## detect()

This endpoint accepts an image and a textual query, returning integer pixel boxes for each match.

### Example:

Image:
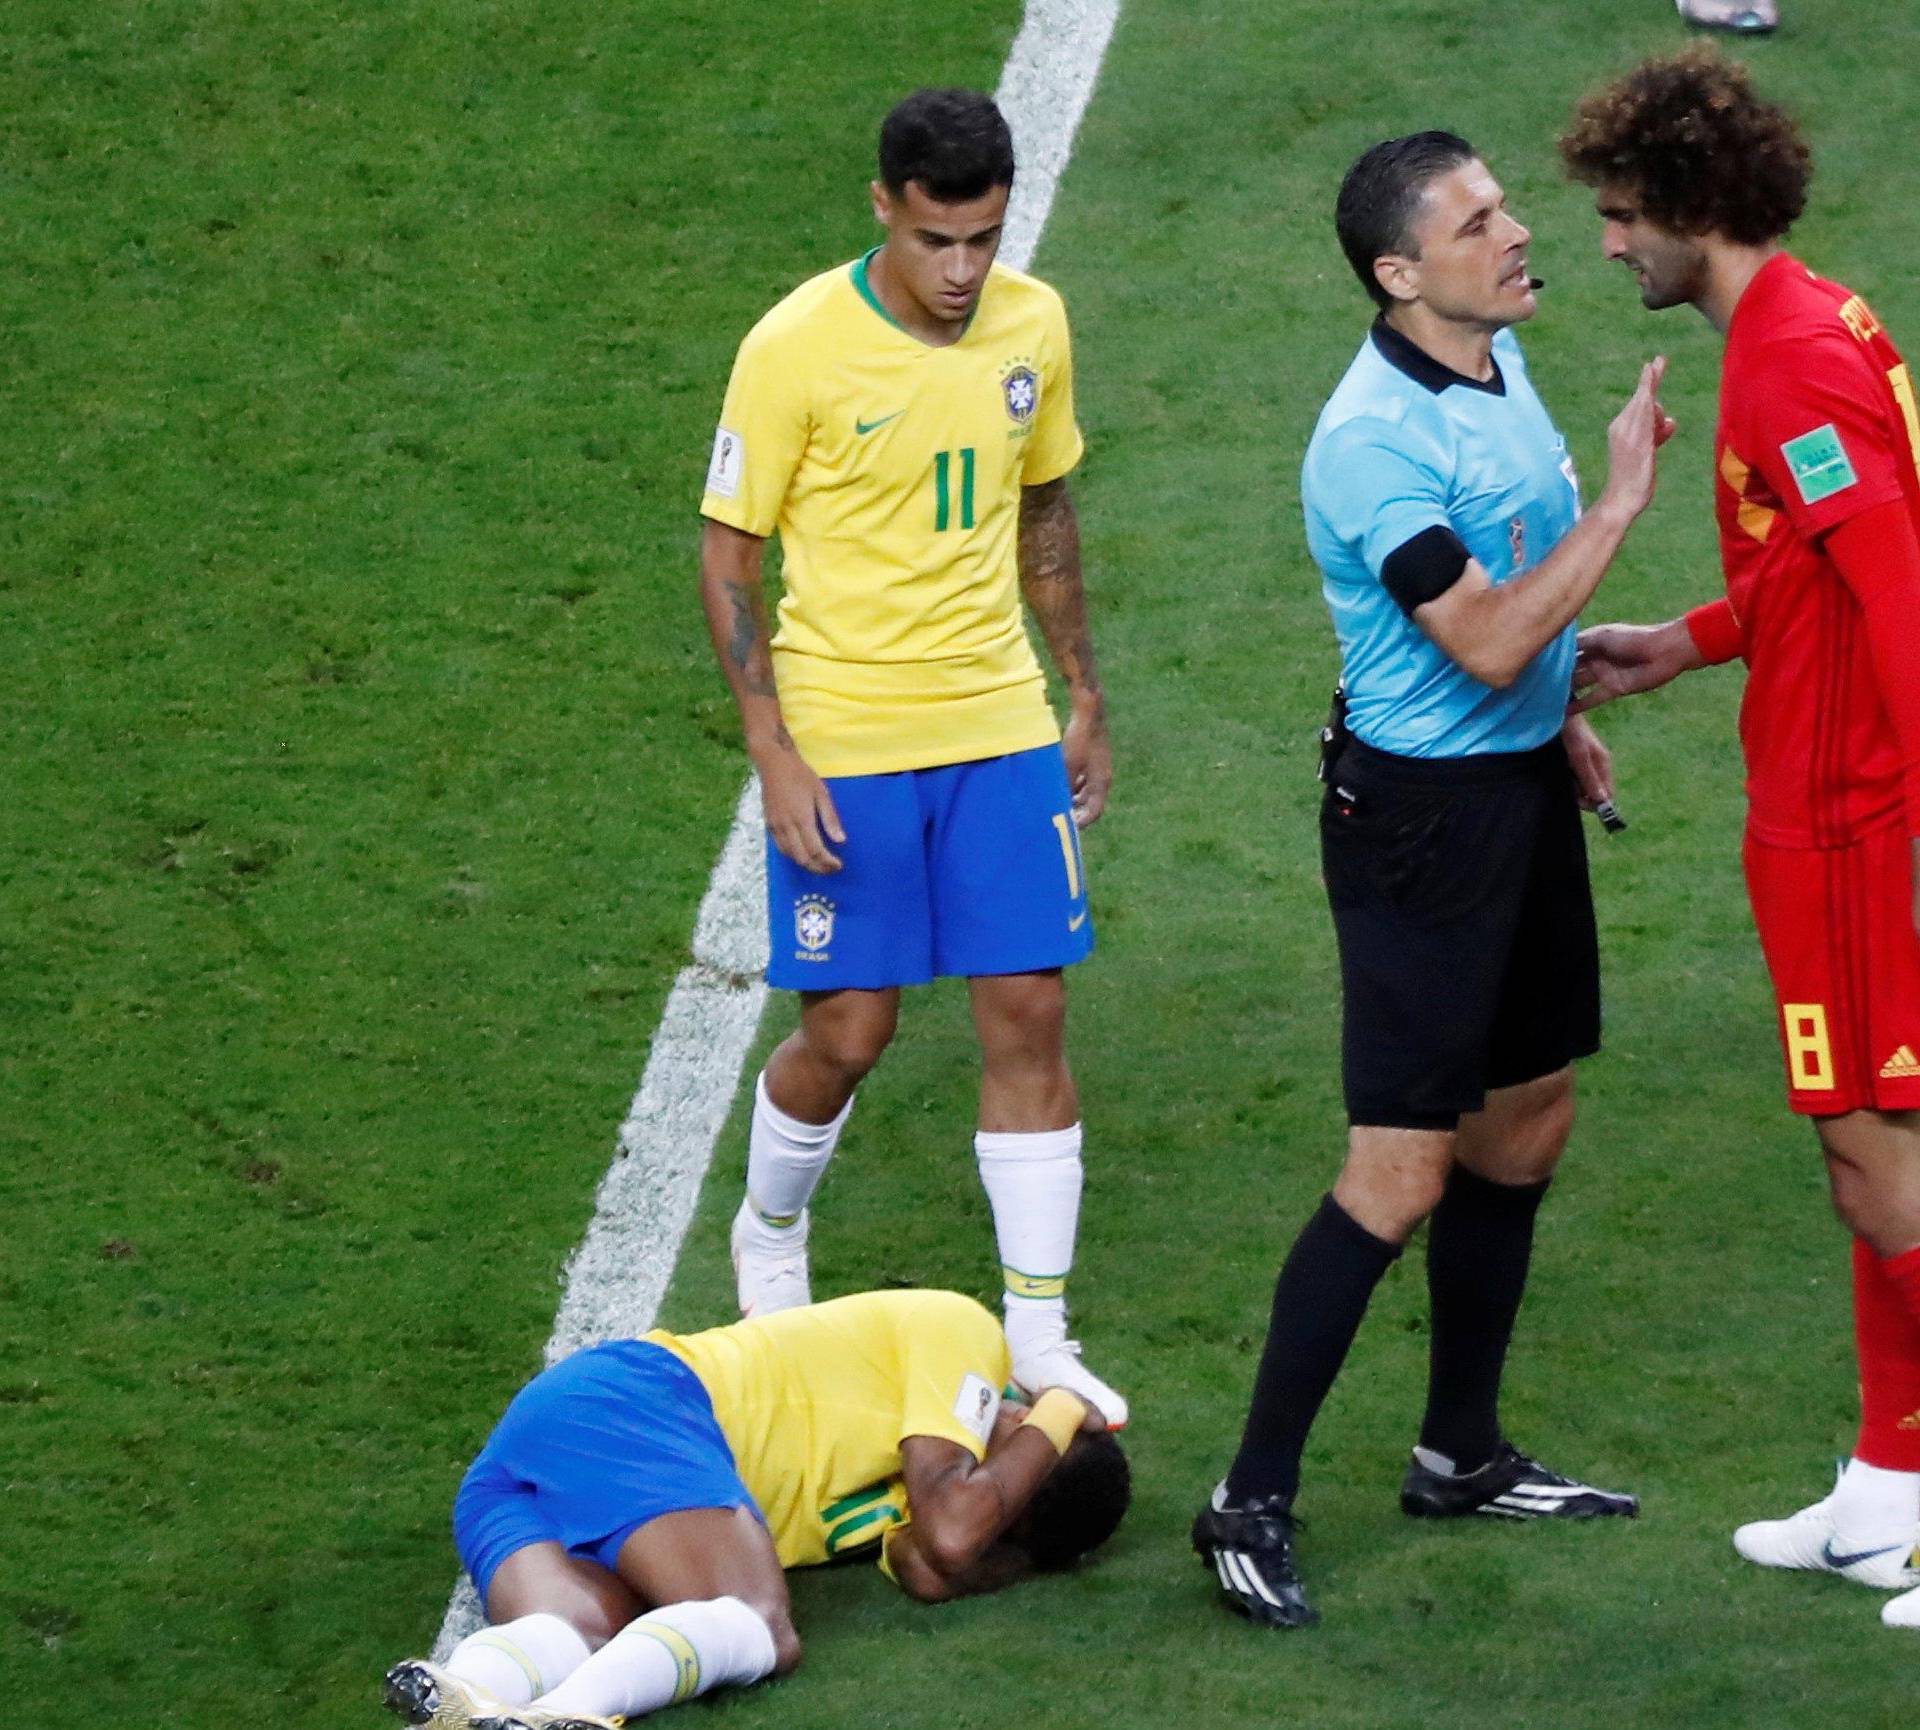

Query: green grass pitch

[6,1,1920,1725]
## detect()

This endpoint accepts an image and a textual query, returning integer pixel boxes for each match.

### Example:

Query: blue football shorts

[451,1340,757,1603]
[765,742,1095,991]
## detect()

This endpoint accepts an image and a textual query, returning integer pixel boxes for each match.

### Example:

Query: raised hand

[1601,356,1672,521]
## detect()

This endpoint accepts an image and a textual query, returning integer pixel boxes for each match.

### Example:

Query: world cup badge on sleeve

[794,895,835,962]
[706,425,744,498]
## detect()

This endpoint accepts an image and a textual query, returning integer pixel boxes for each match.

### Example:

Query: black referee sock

[1226,1192,1401,1506]
[1418,1165,1551,1474]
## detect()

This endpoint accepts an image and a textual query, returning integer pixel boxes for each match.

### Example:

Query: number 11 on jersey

[933,448,976,532]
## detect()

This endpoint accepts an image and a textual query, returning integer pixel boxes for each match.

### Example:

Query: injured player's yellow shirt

[646,1289,1009,1571]
[699,250,1084,776]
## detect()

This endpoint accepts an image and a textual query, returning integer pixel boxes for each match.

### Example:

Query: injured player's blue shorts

[764,742,1095,991]
[452,1340,757,1602]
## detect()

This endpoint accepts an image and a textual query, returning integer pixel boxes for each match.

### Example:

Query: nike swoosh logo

[1067,911,1088,932]
[855,411,904,435]
[1821,1538,1913,1569]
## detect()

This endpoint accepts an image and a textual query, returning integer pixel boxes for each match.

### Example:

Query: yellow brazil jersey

[644,1289,1010,1573]
[699,250,1085,777]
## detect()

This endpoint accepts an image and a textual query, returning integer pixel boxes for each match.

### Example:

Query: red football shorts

[1744,824,1920,1115]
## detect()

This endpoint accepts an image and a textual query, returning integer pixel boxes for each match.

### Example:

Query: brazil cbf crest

[1001,361,1038,426]
[794,895,835,962]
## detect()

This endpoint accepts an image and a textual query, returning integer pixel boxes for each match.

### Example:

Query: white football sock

[745,1071,851,1229]
[976,1124,1083,1345]
[535,1597,777,1718]
[1831,1457,1920,1548]
[445,1613,590,1706]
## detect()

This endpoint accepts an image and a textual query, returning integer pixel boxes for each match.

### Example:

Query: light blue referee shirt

[1302,319,1582,758]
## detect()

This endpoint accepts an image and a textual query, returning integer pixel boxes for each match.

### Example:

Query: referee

[1193,132,1671,1629]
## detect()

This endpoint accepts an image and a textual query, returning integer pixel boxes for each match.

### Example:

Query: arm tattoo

[1017,478,1075,585]
[1018,479,1100,696]
[722,576,778,698]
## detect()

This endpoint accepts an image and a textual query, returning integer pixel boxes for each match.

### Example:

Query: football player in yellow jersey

[381,1291,1129,1729]
[697,89,1125,1426]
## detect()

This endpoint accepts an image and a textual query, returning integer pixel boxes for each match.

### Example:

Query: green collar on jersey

[851,247,907,331]
[851,245,980,344]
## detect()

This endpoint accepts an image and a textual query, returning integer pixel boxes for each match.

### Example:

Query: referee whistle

[1593,799,1626,834]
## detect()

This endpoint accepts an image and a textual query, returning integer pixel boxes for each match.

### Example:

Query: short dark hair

[1559,46,1809,244]
[1018,1430,1131,1570]
[878,88,1016,201]
[1335,130,1479,311]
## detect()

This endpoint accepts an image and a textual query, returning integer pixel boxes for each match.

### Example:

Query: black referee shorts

[1321,735,1600,1131]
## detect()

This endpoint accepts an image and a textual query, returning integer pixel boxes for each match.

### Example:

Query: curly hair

[1559,46,1810,244]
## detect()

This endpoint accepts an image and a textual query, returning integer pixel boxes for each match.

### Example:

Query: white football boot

[1008,1328,1129,1430]
[729,1200,811,1317]
[1733,1473,1919,1589]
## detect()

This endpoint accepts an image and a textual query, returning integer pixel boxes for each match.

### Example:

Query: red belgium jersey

[1716,253,1920,847]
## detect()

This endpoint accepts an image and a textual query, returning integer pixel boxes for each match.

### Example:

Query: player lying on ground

[1562,48,1920,1630]
[383,1290,1129,1728]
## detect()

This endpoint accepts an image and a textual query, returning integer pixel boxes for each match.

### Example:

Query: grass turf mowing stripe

[426,0,1122,1659]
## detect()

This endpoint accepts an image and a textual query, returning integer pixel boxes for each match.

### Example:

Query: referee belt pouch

[1317,683,1350,786]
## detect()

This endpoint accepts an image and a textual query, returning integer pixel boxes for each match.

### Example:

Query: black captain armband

[1381,525,1470,617]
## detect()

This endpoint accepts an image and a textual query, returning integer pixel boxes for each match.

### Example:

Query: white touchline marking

[431,778,770,1653]
[431,0,1120,1659]
[996,0,1121,274]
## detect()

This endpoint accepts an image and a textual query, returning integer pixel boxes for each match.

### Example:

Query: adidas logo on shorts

[1880,1045,1920,1080]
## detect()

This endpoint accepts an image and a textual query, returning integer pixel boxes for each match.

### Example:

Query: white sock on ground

[1831,1457,1920,1548]
[534,1597,778,1718]
[445,1613,591,1706]
[976,1123,1083,1349]
[744,1071,851,1230]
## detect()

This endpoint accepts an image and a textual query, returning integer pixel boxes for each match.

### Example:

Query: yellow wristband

[1020,1388,1088,1456]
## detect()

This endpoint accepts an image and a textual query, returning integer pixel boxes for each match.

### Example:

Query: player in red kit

[1561,48,1920,1629]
